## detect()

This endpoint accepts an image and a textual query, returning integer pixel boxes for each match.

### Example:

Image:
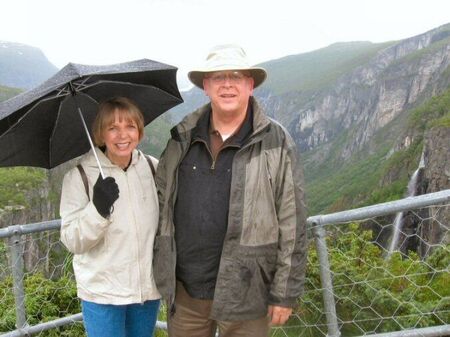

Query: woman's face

[102,111,140,167]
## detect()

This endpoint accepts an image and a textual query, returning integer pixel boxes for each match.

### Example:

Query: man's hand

[268,305,292,325]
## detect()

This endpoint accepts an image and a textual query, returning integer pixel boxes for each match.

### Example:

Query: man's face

[203,70,254,116]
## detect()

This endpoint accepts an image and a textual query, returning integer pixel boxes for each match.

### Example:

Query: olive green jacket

[153,97,307,321]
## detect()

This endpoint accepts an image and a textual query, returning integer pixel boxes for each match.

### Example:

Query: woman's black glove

[92,174,119,218]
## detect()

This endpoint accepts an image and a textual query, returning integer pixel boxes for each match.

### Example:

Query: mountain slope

[261,23,450,154]
[305,88,450,214]
[0,41,58,90]
[0,84,22,103]
[261,41,394,95]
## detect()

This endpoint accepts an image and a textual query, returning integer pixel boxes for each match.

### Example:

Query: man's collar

[192,100,253,146]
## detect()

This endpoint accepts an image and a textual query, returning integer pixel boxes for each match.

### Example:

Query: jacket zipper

[125,169,143,303]
[194,139,216,170]
[195,138,241,170]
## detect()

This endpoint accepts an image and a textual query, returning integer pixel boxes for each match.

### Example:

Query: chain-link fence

[1,190,449,337]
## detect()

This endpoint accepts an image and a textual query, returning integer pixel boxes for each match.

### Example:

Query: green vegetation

[408,88,450,131]
[365,139,422,203]
[138,114,172,158]
[305,145,390,214]
[291,223,450,336]
[0,274,84,336]
[0,258,167,337]
[0,84,22,102]
[0,167,47,209]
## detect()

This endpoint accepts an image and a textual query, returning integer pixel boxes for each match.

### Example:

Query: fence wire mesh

[283,203,449,337]
[0,199,449,337]
[0,228,84,336]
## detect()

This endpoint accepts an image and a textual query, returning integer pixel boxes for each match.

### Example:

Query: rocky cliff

[253,24,450,215]
[268,24,450,161]
[421,127,450,250]
[388,125,450,258]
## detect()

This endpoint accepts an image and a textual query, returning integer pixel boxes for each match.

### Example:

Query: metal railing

[1,189,449,337]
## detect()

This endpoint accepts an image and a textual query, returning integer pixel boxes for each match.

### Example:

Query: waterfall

[386,153,425,257]
[387,211,404,256]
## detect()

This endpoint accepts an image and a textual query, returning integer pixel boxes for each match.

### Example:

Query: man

[153,44,307,337]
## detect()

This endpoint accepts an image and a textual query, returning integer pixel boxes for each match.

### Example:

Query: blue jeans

[82,299,160,337]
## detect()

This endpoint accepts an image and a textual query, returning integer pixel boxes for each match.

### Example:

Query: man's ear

[248,77,255,95]
[203,78,210,97]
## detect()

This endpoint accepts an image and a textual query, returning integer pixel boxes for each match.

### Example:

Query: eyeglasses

[206,71,250,85]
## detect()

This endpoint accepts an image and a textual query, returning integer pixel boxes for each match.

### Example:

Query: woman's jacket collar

[82,147,141,168]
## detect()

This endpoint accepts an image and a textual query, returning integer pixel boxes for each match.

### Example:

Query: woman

[60,97,160,337]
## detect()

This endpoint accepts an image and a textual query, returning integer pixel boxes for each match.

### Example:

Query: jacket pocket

[214,255,273,317]
[256,254,276,286]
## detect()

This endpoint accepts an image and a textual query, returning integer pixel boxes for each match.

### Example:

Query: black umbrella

[0,59,183,177]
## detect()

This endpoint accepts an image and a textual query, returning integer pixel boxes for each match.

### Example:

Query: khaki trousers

[168,282,270,337]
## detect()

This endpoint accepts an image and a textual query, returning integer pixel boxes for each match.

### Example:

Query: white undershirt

[221,133,232,141]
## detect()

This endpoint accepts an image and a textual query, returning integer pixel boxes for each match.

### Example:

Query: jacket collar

[172,96,270,144]
[191,103,253,147]
[82,147,141,169]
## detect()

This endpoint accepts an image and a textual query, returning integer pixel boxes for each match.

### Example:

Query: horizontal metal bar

[0,219,61,239]
[355,324,450,337]
[0,313,81,337]
[1,190,449,238]
[0,315,168,337]
[307,189,450,226]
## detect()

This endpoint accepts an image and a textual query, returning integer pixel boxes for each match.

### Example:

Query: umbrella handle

[76,107,106,179]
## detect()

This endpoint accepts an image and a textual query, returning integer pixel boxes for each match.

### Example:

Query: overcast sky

[1,0,449,89]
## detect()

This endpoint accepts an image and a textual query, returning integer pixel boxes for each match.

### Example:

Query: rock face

[423,127,450,194]
[390,127,450,258]
[282,25,450,159]
[254,25,450,255]
[419,127,450,254]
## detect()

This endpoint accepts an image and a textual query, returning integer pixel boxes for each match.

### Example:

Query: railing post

[8,225,28,331]
[312,222,340,337]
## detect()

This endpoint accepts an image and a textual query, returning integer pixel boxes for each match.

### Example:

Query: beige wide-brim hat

[188,44,267,89]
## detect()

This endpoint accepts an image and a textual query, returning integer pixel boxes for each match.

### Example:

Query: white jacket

[60,148,160,305]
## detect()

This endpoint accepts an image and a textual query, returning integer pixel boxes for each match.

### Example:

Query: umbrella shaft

[77,107,105,179]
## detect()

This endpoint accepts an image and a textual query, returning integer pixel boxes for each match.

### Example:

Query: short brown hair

[92,97,145,147]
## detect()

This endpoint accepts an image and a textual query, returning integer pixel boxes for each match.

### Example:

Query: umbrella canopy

[0,59,183,170]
